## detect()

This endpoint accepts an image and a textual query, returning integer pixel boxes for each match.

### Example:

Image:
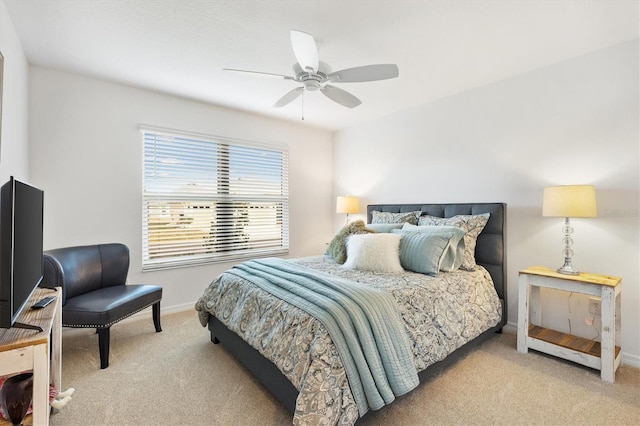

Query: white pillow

[343,233,403,273]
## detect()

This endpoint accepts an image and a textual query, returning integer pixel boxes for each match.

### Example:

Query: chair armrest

[42,254,67,304]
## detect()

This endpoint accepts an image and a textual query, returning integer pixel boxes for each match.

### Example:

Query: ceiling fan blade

[328,64,399,83]
[290,30,319,73]
[273,87,304,107]
[223,68,293,80]
[320,85,362,108]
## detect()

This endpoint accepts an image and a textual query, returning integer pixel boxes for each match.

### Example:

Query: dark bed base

[209,317,503,416]
[208,202,507,418]
[209,316,299,413]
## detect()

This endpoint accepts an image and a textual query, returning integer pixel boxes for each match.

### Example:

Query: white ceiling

[3,0,638,131]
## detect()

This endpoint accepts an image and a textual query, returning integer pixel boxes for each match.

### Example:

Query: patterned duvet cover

[195,255,502,425]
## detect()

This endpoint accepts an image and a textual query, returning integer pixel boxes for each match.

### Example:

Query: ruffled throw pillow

[325,220,375,264]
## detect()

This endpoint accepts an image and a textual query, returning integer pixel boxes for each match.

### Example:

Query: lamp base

[556,217,580,275]
[557,261,580,275]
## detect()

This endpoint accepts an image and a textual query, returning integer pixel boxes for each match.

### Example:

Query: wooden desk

[517,266,622,383]
[0,287,62,425]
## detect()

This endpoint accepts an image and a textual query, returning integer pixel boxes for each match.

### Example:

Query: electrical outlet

[589,297,601,315]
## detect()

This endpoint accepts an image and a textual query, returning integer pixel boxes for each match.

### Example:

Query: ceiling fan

[224,30,399,109]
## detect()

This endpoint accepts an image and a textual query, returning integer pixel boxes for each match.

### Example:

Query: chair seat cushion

[63,285,162,328]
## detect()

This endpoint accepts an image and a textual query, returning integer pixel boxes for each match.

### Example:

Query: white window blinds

[141,128,289,270]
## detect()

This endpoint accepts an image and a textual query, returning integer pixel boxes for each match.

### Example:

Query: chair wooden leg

[97,327,110,369]
[152,301,162,332]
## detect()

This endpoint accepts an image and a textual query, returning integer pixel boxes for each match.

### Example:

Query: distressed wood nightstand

[517,266,622,383]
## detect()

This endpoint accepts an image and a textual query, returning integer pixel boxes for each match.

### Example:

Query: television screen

[0,176,44,329]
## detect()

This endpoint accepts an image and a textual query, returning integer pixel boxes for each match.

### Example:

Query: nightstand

[517,266,622,383]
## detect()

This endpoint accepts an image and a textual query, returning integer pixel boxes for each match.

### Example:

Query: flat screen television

[0,176,44,329]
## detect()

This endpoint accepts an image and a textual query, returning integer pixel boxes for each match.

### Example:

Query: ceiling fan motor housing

[300,73,327,91]
[293,62,329,91]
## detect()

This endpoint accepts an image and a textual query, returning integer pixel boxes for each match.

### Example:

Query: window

[141,127,289,270]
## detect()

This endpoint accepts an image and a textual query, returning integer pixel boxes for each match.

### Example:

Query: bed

[196,202,507,425]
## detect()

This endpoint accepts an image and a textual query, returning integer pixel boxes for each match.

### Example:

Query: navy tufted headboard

[367,202,507,325]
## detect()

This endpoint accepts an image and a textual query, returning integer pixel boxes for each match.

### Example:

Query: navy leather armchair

[41,243,162,369]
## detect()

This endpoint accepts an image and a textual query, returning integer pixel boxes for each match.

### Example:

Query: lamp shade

[542,185,597,218]
[336,196,359,214]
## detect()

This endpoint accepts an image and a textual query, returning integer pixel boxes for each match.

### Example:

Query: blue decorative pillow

[417,213,490,271]
[392,231,455,276]
[365,223,404,233]
[399,224,466,271]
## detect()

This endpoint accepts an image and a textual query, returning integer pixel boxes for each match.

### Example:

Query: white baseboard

[158,302,196,315]
[504,321,517,334]
[123,302,195,321]
[622,352,640,369]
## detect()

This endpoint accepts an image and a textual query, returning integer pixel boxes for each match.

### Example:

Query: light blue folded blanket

[227,258,419,416]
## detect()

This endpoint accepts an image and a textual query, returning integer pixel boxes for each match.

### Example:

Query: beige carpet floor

[50,309,640,426]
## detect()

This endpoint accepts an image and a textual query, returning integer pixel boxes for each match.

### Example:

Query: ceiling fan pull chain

[301,91,305,121]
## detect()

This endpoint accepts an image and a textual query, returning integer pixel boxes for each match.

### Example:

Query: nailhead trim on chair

[62,299,161,329]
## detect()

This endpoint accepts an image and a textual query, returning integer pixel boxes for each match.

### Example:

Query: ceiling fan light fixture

[303,80,320,91]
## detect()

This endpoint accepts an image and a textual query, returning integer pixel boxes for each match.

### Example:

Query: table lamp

[542,185,597,275]
[336,196,359,224]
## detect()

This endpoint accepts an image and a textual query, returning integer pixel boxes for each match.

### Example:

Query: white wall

[9,5,639,365]
[29,67,334,311]
[333,40,639,366]
[0,1,29,182]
